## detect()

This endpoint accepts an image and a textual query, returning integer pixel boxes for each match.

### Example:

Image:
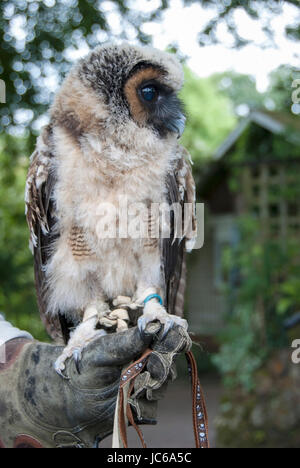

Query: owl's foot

[112,296,132,307]
[113,295,140,311]
[138,301,188,338]
[54,316,107,379]
[99,308,130,332]
[85,299,130,332]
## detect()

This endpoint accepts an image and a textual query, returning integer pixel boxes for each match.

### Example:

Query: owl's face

[76,43,186,140]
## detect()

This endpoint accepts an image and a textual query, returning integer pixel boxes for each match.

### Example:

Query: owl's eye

[141,85,157,102]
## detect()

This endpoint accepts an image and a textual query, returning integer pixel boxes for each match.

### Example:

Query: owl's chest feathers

[54,137,172,253]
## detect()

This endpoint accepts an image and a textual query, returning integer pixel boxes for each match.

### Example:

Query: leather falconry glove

[0,321,191,449]
[129,325,192,423]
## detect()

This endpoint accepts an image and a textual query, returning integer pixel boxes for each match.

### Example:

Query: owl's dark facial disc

[124,65,186,139]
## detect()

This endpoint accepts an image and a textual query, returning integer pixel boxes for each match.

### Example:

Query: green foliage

[1,0,299,134]
[268,65,300,113]
[276,243,300,318]
[212,304,266,391]
[0,0,166,133]
[211,69,300,389]
[231,122,300,165]
[210,64,300,395]
[212,65,300,117]
[212,215,300,390]
[213,114,300,391]
[216,348,300,448]
[197,0,300,47]
[0,134,48,340]
[180,68,236,163]
[211,71,265,113]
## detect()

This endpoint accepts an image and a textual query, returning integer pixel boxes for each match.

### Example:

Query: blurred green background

[0,0,299,448]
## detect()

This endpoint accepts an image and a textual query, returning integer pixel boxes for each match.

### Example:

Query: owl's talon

[161,319,173,338]
[73,348,82,374]
[54,361,70,380]
[54,317,107,378]
[138,316,149,336]
[138,301,188,338]
[138,315,172,338]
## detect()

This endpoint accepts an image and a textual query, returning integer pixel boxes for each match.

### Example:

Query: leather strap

[186,351,209,448]
[118,349,209,449]
[118,349,152,448]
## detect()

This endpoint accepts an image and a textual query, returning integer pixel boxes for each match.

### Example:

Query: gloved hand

[129,325,192,422]
[0,323,191,448]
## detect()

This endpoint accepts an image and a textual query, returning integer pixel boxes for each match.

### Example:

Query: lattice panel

[242,162,300,239]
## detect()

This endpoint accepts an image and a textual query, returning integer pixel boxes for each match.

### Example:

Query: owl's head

[68,43,186,140]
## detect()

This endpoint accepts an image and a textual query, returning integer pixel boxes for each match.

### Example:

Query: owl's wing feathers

[25,125,65,343]
[162,146,197,317]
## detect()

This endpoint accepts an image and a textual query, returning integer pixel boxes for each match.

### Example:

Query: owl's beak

[174,114,186,139]
[165,114,186,139]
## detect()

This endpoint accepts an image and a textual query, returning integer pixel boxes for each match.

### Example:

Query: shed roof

[214,109,300,161]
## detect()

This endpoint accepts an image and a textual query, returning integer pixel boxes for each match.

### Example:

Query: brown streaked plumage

[68,226,94,261]
[25,43,196,375]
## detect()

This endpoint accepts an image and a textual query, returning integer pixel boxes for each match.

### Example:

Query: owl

[25,43,196,377]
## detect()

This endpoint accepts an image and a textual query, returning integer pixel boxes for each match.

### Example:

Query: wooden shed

[186,110,300,336]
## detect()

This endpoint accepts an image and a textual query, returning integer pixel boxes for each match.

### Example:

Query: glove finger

[147,351,174,383]
[152,324,192,354]
[145,325,191,384]
[81,324,160,368]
